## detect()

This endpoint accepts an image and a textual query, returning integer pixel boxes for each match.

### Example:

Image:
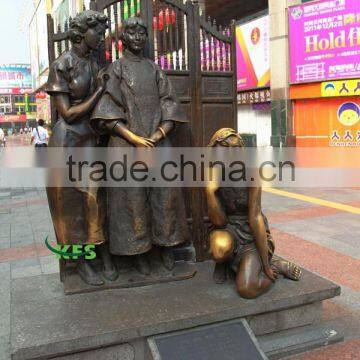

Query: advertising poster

[289,0,360,84]
[236,16,270,91]
[36,0,49,76]
[0,65,32,90]
[294,97,360,146]
[29,11,39,90]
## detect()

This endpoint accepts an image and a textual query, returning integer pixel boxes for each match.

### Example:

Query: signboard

[0,88,33,95]
[321,79,360,97]
[148,319,267,360]
[0,115,27,123]
[236,16,270,91]
[36,0,49,76]
[0,65,32,90]
[289,0,360,84]
[237,89,271,105]
[30,0,49,90]
[330,100,360,146]
[30,12,39,90]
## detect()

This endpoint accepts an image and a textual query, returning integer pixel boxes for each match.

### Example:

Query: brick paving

[0,186,359,359]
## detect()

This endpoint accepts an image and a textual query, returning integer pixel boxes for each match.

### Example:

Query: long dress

[91,50,189,256]
[46,49,105,245]
[216,187,274,272]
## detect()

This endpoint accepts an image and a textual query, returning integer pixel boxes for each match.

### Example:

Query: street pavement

[0,141,359,359]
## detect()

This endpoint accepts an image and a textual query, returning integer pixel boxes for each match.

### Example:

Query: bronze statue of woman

[46,10,118,286]
[91,17,189,275]
[206,128,302,299]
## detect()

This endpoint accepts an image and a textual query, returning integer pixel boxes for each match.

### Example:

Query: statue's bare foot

[161,247,175,271]
[272,259,302,281]
[213,262,227,284]
[134,253,151,275]
[77,258,104,286]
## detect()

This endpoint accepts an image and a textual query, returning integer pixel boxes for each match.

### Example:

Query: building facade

[0,64,37,131]
[29,0,360,146]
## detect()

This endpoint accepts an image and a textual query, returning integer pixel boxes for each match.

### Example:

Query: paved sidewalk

[0,187,359,359]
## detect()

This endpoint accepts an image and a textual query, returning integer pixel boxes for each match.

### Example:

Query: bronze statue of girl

[46,10,118,286]
[206,128,302,299]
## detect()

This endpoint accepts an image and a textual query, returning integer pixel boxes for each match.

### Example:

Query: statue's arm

[150,65,187,144]
[248,187,277,282]
[205,181,228,228]
[53,87,104,125]
[150,120,174,143]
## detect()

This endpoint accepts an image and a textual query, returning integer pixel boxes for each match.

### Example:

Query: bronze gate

[47,0,237,260]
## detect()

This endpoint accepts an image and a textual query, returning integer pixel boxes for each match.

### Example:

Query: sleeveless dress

[216,187,274,272]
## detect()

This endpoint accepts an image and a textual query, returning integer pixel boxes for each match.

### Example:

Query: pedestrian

[0,127,5,147]
[31,119,49,147]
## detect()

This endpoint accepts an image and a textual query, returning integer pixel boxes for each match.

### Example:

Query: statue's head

[68,10,108,50]
[208,128,245,147]
[120,17,148,54]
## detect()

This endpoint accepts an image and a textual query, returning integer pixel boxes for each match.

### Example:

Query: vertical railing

[199,14,232,72]
[152,0,188,71]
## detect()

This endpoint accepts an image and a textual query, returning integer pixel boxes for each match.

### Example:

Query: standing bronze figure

[206,128,302,299]
[91,17,189,275]
[46,10,118,286]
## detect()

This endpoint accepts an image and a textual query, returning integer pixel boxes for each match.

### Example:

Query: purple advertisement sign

[288,0,360,84]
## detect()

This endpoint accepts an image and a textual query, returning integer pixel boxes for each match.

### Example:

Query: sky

[0,0,33,64]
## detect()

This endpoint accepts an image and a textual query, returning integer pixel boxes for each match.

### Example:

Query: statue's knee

[209,230,234,262]
[236,282,261,299]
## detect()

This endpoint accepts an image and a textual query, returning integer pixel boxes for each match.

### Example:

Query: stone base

[64,261,197,295]
[11,261,341,360]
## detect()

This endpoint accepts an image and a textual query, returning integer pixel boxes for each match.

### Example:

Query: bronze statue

[46,10,118,286]
[91,17,189,275]
[206,128,302,299]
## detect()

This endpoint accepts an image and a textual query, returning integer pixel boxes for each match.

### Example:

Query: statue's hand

[264,265,277,283]
[97,68,108,91]
[206,166,222,193]
[131,134,155,148]
[206,179,219,194]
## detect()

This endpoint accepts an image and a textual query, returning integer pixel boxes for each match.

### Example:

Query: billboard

[236,16,270,92]
[37,0,49,76]
[0,65,32,90]
[29,0,49,90]
[289,0,360,84]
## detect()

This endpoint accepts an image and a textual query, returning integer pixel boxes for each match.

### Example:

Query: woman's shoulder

[50,51,77,72]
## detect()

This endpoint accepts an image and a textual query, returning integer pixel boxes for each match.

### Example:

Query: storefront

[291,81,360,147]
[288,0,360,147]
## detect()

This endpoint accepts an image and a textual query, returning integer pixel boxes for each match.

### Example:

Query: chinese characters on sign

[237,89,271,104]
[0,65,32,90]
[289,0,360,83]
[321,79,360,97]
[330,101,360,146]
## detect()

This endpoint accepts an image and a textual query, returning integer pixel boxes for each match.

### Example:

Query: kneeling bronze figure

[206,128,302,299]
